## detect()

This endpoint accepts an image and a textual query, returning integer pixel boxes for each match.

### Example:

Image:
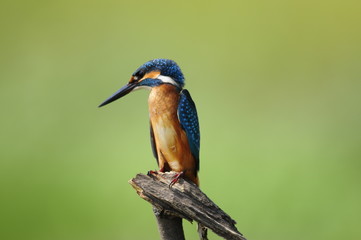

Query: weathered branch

[153,206,186,240]
[129,171,247,240]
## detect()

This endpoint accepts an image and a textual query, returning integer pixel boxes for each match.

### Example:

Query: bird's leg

[169,171,184,188]
[147,167,165,176]
[147,170,157,176]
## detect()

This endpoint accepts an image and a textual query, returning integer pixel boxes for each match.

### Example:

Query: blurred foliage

[0,0,360,239]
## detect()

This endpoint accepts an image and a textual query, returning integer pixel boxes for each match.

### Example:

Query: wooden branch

[129,172,247,240]
[153,206,185,240]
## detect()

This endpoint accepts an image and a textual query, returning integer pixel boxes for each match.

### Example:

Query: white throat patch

[157,75,180,88]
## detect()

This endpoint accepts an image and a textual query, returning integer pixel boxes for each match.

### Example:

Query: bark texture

[129,172,247,240]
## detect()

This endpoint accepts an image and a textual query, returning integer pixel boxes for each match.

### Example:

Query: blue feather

[178,89,200,171]
[133,59,185,88]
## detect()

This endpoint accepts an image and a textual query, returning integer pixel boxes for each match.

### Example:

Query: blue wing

[178,89,200,171]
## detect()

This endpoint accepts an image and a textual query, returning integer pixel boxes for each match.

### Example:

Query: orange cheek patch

[129,76,137,83]
[141,71,161,81]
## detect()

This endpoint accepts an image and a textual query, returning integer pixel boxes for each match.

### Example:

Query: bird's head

[99,59,184,107]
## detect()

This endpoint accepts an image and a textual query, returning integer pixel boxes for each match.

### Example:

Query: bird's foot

[147,167,165,176]
[147,170,158,176]
[169,171,184,188]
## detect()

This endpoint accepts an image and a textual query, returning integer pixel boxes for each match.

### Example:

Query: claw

[147,170,158,176]
[169,171,184,188]
[147,167,166,176]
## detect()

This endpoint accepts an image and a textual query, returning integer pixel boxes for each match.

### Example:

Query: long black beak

[98,82,137,107]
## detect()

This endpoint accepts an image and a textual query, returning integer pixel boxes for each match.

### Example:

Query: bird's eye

[133,76,139,81]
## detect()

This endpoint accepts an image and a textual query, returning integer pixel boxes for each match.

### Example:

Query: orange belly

[149,85,198,185]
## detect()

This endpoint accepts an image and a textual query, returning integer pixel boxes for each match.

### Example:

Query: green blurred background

[1,0,360,239]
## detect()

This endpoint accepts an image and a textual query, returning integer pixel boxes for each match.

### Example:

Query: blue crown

[133,59,185,88]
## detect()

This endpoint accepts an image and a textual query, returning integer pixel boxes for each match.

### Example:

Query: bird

[99,59,200,186]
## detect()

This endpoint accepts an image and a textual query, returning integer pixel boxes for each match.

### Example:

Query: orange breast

[148,84,198,185]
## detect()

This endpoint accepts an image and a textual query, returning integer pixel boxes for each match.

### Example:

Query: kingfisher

[99,59,200,186]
